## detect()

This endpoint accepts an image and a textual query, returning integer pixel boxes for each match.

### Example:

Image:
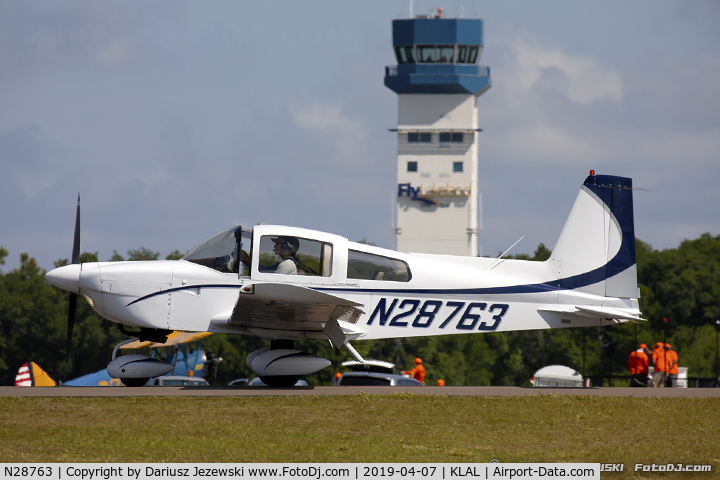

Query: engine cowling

[247,348,330,376]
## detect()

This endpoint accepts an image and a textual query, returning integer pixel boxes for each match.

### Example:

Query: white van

[148,376,209,386]
[530,365,583,387]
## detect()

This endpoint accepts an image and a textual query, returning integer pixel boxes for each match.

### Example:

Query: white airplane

[46,172,642,387]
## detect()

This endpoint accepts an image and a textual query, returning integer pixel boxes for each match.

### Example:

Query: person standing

[652,342,667,387]
[403,357,426,384]
[665,344,679,387]
[628,343,650,387]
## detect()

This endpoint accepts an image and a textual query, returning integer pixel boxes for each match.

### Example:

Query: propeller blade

[71,194,80,265]
[67,194,80,362]
[66,292,77,361]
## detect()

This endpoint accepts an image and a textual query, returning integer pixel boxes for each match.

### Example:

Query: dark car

[338,371,423,386]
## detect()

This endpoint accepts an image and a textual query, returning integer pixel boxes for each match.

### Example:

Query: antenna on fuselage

[489,235,525,269]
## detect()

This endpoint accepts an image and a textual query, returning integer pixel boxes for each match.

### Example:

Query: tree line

[1,234,718,386]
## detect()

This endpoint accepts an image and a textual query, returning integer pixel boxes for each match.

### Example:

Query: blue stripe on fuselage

[128,175,635,304]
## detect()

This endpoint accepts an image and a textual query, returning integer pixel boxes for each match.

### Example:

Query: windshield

[183,226,251,274]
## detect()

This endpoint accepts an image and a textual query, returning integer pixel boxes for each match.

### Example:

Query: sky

[1,1,719,272]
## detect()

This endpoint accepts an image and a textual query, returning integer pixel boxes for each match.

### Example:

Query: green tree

[54,252,99,268]
[1,234,718,387]
[507,242,551,261]
[166,250,184,260]
[127,248,160,261]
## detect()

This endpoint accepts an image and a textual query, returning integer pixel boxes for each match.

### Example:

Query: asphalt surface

[2,385,719,398]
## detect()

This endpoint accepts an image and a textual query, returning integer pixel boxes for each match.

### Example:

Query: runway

[2,385,719,398]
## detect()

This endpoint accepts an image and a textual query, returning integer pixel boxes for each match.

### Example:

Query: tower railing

[385,65,490,77]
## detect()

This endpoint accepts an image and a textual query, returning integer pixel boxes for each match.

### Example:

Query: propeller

[66,194,80,362]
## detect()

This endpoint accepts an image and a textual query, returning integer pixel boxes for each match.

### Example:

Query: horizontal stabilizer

[539,305,643,323]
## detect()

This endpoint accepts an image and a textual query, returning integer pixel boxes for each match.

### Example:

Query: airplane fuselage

[45,174,643,382]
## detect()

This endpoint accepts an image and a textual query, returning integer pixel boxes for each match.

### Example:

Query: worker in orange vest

[437,379,445,386]
[651,342,667,387]
[665,343,679,387]
[628,343,650,387]
[403,357,426,384]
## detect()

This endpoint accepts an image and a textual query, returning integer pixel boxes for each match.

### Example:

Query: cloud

[492,124,597,166]
[507,36,623,105]
[0,2,181,75]
[289,103,367,138]
[94,39,139,68]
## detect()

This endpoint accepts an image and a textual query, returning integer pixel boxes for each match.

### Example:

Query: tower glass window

[394,46,408,64]
[419,132,431,143]
[439,132,451,143]
[453,162,463,173]
[396,45,481,65]
[468,46,479,64]
[394,46,416,64]
[457,45,468,63]
[407,161,417,172]
[408,132,419,142]
[438,45,455,63]
[417,45,437,63]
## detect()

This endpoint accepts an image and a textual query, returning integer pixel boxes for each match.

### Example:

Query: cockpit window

[347,250,411,282]
[183,226,250,275]
[258,235,333,277]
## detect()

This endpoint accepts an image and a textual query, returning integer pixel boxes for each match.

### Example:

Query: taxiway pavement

[2,386,719,398]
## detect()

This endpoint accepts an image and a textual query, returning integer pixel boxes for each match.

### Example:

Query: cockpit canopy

[183,226,250,274]
[183,224,411,283]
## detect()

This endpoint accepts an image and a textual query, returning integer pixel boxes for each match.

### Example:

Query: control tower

[385,12,491,256]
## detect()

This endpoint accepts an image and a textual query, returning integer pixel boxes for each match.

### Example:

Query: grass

[0,394,719,477]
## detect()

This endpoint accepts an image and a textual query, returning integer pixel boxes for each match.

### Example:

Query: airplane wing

[221,283,365,342]
[538,305,644,323]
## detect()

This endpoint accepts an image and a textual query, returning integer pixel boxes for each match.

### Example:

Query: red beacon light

[589,170,595,176]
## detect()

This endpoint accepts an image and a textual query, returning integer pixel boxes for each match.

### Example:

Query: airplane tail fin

[15,362,57,387]
[549,173,639,299]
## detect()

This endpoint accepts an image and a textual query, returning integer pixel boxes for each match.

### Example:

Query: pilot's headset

[275,237,300,256]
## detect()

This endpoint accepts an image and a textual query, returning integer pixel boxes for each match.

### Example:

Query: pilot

[242,236,299,275]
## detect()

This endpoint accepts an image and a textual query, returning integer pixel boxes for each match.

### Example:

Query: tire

[122,378,149,387]
[260,375,299,388]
